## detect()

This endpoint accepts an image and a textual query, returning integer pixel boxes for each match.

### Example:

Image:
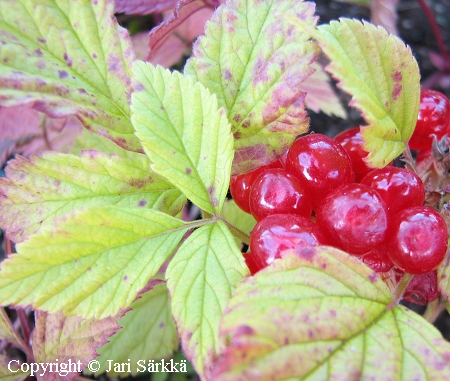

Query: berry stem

[423,298,446,323]
[388,273,414,309]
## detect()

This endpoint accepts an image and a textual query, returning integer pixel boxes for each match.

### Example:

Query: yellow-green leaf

[307,19,420,167]
[132,63,233,214]
[214,248,450,380]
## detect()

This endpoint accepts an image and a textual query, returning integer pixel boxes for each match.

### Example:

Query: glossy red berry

[250,214,328,270]
[334,127,375,182]
[408,89,450,150]
[360,245,394,273]
[243,252,263,275]
[249,168,312,221]
[286,134,354,209]
[230,159,282,214]
[316,183,389,255]
[360,167,425,216]
[387,206,448,274]
[402,271,440,306]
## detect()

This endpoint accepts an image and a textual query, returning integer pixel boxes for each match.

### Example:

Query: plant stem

[387,273,413,309]
[417,0,450,70]
[220,218,251,246]
[402,146,418,174]
[423,298,446,323]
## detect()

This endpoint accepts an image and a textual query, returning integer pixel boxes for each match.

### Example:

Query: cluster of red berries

[231,88,450,306]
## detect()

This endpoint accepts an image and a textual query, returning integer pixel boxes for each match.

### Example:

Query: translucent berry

[243,252,262,275]
[360,167,425,216]
[402,271,440,306]
[360,245,394,273]
[334,127,376,182]
[250,214,328,270]
[387,206,448,274]
[408,89,450,150]
[230,159,282,213]
[316,183,389,255]
[249,168,312,221]
[286,134,354,209]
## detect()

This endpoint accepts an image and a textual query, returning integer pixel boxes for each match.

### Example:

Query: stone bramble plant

[1,0,450,380]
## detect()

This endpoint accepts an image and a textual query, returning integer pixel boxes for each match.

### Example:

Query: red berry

[249,168,312,221]
[250,214,328,270]
[316,183,389,255]
[230,159,282,213]
[243,252,263,275]
[360,245,394,273]
[334,127,376,182]
[286,134,354,209]
[360,167,425,216]
[387,206,448,274]
[402,271,440,306]
[408,89,450,150]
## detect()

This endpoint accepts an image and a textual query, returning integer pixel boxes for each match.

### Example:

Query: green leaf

[437,256,450,304]
[0,151,185,243]
[132,63,233,214]
[309,19,420,167]
[185,0,319,174]
[32,310,120,378]
[213,248,450,380]
[166,221,249,380]
[70,129,140,159]
[0,0,140,152]
[0,355,28,381]
[0,206,188,319]
[95,282,179,377]
[220,199,256,247]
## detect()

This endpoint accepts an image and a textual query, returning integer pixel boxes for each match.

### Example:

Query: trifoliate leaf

[95,282,179,377]
[0,355,28,381]
[308,19,420,167]
[132,63,233,214]
[166,221,248,380]
[213,248,450,380]
[0,151,185,243]
[185,0,319,174]
[0,0,140,151]
[32,310,120,381]
[0,206,188,319]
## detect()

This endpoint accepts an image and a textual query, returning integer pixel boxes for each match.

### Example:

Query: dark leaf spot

[63,53,72,67]
[207,186,218,207]
[138,199,147,207]
[185,168,192,174]
[34,49,43,56]
[123,275,128,281]
[58,70,68,79]
[235,325,255,336]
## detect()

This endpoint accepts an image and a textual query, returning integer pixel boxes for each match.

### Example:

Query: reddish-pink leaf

[115,0,178,15]
[371,0,400,35]
[32,310,120,381]
[115,0,220,15]
[147,0,216,64]
[0,106,82,167]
